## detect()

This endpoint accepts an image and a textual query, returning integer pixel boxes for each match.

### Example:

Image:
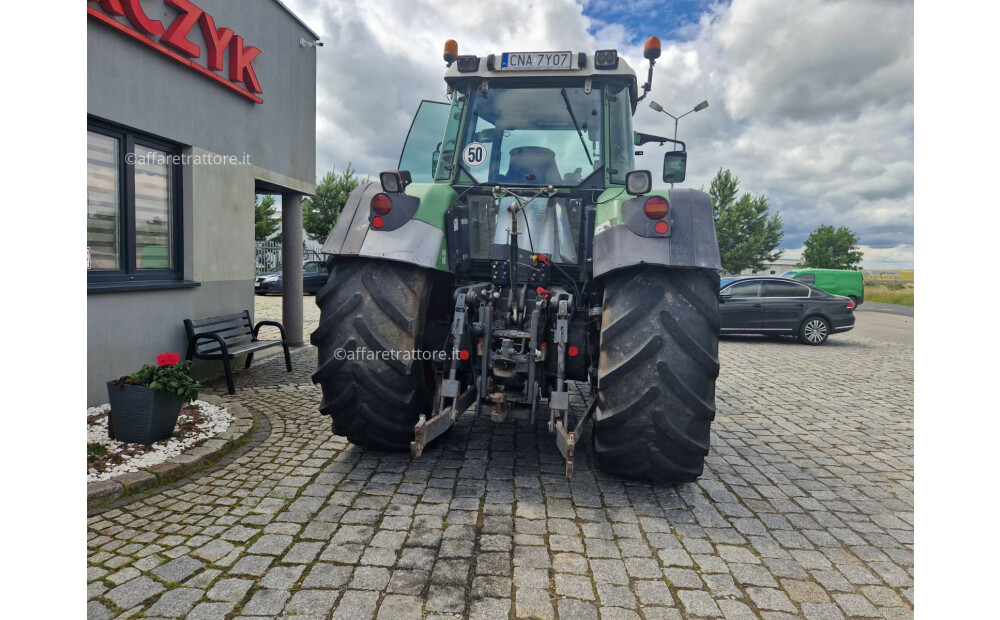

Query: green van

[780,269,864,305]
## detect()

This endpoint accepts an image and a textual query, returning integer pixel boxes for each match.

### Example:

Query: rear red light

[846,300,855,311]
[654,221,669,235]
[568,345,579,357]
[643,196,669,219]
[372,216,384,229]
[459,349,470,361]
[371,193,393,215]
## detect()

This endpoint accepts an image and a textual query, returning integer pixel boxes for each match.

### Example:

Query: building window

[88,120,183,287]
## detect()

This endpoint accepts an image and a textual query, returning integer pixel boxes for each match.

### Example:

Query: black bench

[184,310,292,394]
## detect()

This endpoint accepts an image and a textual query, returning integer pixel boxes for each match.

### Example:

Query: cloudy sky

[283,0,913,268]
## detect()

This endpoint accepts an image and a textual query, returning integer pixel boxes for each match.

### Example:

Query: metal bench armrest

[191,332,231,358]
[253,320,287,341]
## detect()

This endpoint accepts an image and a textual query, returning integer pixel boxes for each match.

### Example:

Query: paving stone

[247,533,293,555]
[426,585,466,613]
[191,539,235,562]
[242,587,290,615]
[351,566,392,590]
[555,573,595,600]
[86,600,113,620]
[470,597,511,620]
[635,579,674,606]
[515,587,554,620]
[596,583,637,609]
[387,569,430,595]
[229,555,274,576]
[782,578,832,603]
[558,598,597,620]
[105,576,166,609]
[747,587,798,613]
[677,589,723,617]
[730,563,779,587]
[832,593,880,617]
[260,564,305,589]
[590,559,628,585]
[553,552,589,574]
[206,578,253,602]
[145,587,203,617]
[717,600,759,620]
[378,594,424,620]
[187,601,236,620]
[800,602,846,619]
[152,556,204,582]
[290,588,341,615]
[302,563,353,589]
[472,575,513,599]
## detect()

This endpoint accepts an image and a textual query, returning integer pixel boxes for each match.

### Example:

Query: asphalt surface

[86,294,914,620]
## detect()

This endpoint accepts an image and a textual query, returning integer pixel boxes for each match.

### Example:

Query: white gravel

[87,400,233,483]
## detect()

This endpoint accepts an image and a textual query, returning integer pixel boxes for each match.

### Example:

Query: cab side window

[797,273,815,285]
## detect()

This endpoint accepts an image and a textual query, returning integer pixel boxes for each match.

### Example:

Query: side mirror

[663,151,687,184]
[432,141,442,176]
[625,170,652,196]
[718,292,732,300]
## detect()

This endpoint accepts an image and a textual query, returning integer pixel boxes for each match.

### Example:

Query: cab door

[719,280,764,332]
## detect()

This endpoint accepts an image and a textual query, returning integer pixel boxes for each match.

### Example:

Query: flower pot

[106,381,184,444]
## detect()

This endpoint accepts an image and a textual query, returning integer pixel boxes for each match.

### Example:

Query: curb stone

[86,397,253,510]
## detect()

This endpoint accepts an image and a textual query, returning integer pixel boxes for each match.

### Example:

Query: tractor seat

[502,146,562,185]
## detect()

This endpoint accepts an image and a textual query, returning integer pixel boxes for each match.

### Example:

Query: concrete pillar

[281,192,304,346]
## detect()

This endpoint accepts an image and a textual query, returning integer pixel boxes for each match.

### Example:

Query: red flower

[157,352,181,366]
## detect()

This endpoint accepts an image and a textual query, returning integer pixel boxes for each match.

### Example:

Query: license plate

[500,52,573,71]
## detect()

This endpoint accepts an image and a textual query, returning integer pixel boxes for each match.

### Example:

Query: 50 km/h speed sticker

[462,142,487,168]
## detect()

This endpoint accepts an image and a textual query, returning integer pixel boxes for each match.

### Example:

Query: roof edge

[270,0,320,40]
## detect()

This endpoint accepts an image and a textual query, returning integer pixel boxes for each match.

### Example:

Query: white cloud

[284,0,913,267]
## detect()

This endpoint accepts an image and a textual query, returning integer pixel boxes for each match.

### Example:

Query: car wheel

[798,316,830,345]
[849,295,860,307]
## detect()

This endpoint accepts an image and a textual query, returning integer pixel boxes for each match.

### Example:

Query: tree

[799,225,864,270]
[303,165,367,243]
[708,169,784,273]
[254,194,279,240]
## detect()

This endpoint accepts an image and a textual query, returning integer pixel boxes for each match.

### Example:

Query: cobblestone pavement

[87,295,913,620]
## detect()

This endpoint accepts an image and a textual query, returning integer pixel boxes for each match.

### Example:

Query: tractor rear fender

[321,181,455,271]
[592,188,722,277]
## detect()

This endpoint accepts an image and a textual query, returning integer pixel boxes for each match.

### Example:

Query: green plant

[116,352,204,402]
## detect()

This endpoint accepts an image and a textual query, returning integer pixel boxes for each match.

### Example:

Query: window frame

[88,119,184,289]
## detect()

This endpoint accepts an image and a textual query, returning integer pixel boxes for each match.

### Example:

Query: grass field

[865,284,914,306]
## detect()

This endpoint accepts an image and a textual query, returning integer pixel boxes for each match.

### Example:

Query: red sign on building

[87,0,264,103]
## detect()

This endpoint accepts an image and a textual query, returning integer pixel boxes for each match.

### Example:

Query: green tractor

[311,39,722,482]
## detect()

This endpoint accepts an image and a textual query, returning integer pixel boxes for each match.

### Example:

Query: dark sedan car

[254,260,329,295]
[719,276,855,344]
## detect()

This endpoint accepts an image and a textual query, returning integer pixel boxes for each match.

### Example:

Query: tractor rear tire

[593,266,720,483]
[310,257,433,450]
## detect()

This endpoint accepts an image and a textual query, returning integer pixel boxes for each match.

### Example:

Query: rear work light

[371,193,393,215]
[594,49,619,69]
[643,196,669,219]
[456,55,480,72]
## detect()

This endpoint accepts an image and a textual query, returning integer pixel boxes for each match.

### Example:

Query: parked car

[780,268,864,306]
[255,260,328,295]
[719,276,855,344]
